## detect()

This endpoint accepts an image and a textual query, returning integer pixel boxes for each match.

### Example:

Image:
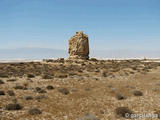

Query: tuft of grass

[42,74,53,79]
[35,95,46,100]
[27,74,35,78]
[7,90,15,96]
[24,95,33,100]
[0,80,4,84]
[58,88,70,95]
[0,73,8,78]
[38,89,47,93]
[154,110,160,118]
[115,93,126,100]
[90,58,98,62]
[14,85,25,90]
[132,90,143,96]
[28,107,42,115]
[46,85,54,90]
[5,103,23,110]
[0,90,5,96]
[55,74,68,78]
[115,107,133,118]
[7,79,17,82]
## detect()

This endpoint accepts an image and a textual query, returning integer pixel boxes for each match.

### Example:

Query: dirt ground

[0,59,160,120]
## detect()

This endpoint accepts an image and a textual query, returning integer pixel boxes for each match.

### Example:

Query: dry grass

[0,59,160,120]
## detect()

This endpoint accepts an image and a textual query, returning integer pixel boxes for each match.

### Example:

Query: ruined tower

[68,31,89,60]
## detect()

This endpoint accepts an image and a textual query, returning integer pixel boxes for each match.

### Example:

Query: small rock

[71,88,78,92]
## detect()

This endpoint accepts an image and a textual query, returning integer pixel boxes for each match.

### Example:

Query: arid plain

[0,59,160,120]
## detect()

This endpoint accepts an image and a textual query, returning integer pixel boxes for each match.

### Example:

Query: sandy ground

[0,59,160,120]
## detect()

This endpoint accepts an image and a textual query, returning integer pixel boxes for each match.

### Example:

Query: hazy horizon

[0,47,160,60]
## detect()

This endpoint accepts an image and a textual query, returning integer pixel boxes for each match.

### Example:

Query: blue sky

[0,0,160,50]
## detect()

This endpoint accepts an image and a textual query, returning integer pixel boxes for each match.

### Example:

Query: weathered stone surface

[68,31,89,60]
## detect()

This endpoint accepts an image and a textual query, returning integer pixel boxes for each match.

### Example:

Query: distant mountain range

[0,48,159,60]
[91,49,160,59]
[0,48,67,60]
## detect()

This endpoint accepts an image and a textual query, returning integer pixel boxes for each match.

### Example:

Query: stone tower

[68,31,89,60]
